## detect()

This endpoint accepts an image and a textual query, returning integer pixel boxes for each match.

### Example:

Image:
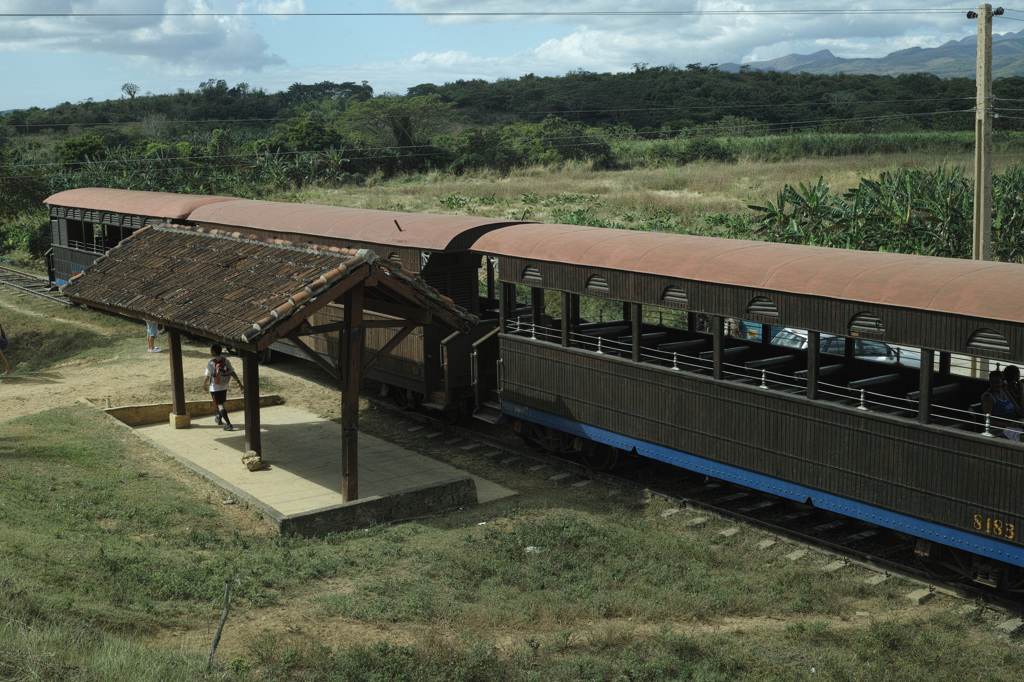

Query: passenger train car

[45,187,1024,590]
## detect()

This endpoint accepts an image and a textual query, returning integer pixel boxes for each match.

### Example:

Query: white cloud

[0,0,285,71]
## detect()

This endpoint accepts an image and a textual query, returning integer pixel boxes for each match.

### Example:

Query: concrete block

[785,550,807,562]
[996,618,1024,635]
[500,457,520,466]
[660,508,682,518]
[106,394,281,426]
[907,589,934,605]
[170,412,191,429]
[528,465,548,474]
[571,479,593,488]
[685,516,709,527]
[719,527,740,537]
[757,539,777,550]
[548,473,573,485]
[821,560,847,573]
[864,573,889,586]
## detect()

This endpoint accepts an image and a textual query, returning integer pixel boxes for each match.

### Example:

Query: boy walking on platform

[203,344,243,431]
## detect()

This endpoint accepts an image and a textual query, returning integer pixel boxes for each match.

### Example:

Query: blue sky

[0,1,1010,111]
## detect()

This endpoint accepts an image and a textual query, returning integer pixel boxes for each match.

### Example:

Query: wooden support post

[561,291,571,347]
[340,284,365,502]
[243,350,261,455]
[486,256,495,301]
[806,330,820,401]
[530,287,545,325]
[712,315,724,381]
[939,351,952,375]
[168,328,190,428]
[631,303,642,362]
[687,311,697,333]
[919,349,935,425]
[499,282,511,333]
[973,3,996,261]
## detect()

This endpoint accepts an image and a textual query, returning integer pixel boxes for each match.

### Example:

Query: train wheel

[578,441,620,472]
[440,400,469,425]
[915,541,972,582]
[514,420,548,451]
[258,348,273,365]
[387,385,412,410]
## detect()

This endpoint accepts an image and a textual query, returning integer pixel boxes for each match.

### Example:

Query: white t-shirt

[205,356,234,392]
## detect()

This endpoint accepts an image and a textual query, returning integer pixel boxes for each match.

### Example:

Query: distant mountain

[720,30,1024,78]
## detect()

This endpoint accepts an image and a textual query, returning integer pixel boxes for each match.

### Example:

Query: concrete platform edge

[278,475,478,536]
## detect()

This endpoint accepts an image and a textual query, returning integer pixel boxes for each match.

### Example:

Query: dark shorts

[211,389,228,406]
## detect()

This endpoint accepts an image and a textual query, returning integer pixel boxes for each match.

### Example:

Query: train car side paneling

[499,335,1024,566]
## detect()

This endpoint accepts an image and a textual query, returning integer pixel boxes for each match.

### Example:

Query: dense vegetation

[4,65,1024,263]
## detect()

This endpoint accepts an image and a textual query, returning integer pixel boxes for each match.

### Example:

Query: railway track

[0,265,72,306]
[372,399,1023,610]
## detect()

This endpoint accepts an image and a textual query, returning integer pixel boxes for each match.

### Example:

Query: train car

[44,188,235,288]
[48,188,1024,588]
[44,188,525,418]
[471,223,1024,590]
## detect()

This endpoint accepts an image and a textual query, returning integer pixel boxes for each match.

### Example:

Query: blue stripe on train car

[56,278,69,288]
[504,401,1024,570]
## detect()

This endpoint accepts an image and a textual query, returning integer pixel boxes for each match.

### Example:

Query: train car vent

[586,274,610,295]
[523,265,542,284]
[661,285,688,307]
[745,296,779,319]
[128,215,142,229]
[388,253,402,267]
[849,311,885,337]
[968,328,1010,355]
[84,210,98,223]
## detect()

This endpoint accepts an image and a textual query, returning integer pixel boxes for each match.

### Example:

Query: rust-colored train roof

[471,223,1024,324]
[189,200,521,251]
[60,223,475,348]
[45,188,235,219]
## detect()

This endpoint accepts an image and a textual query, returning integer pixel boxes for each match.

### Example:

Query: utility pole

[970,5,1003,260]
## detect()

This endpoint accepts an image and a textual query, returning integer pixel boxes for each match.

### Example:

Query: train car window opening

[66,219,88,250]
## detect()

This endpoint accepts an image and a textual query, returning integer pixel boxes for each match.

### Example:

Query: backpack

[212,357,230,382]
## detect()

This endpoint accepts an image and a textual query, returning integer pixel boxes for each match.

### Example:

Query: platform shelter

[61,222,476,502]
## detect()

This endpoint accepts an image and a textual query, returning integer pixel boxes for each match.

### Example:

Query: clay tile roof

[60,224,475,348]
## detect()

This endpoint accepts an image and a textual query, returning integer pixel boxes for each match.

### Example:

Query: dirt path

[0,291,344,424]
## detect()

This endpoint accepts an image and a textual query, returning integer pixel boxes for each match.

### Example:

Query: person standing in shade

[203,344,243,431]
[146,320,161,353]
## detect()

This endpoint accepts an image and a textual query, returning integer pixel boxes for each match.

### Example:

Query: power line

[0,10,973,18]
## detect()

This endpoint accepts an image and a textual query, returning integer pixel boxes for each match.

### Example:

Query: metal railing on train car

[505,319,1020,443]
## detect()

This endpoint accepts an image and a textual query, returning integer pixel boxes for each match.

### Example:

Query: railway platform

[129,403,516,535]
